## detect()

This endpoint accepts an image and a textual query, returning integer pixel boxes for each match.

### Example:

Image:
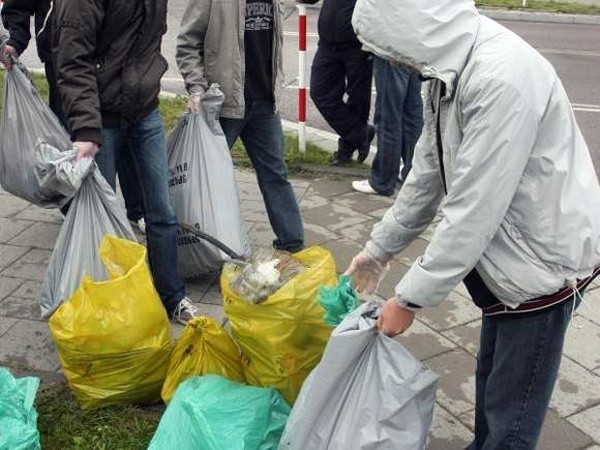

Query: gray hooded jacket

[352,0,600,308]
[176,0,285,119]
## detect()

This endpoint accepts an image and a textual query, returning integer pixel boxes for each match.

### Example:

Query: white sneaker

[130,218,146,234]
[171,297,198,325]
[352,179,378,195]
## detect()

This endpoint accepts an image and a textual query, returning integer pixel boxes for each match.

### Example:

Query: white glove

[187,92,202,114]
[343,249,390,294]
[0,44,17,71]
[73,141,99,161]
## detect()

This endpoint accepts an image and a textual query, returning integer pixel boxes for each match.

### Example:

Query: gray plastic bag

[40,162,135,318]
[0,65,73,206]
[167,84,250,277]
[279,302,439,450]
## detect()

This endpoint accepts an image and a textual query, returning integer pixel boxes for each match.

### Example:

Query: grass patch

[476,0,600,15]
[36,385,162,450]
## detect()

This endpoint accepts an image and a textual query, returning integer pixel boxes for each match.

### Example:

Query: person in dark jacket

[51,0,197,324]
[0,0,64,123]
[1,0,146,232]
[298,0,374,166]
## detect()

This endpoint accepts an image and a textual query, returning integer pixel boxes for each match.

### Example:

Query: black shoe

[357,125,376,164]
[330,151,351,167]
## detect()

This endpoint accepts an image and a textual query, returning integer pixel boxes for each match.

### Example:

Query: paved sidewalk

[1,164,599,449]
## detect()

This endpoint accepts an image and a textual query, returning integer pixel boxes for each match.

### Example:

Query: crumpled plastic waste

[317,275,361,326]
[223,248,306,303]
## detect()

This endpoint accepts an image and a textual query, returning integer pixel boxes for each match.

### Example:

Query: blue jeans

[117,151,145,222]
[370,57,423,196]
[220,99,304,252]
[94,108,186,314]
[467,298,578,450]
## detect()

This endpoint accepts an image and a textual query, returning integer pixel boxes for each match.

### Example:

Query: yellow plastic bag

[221,246,337,405]
[161,316,245,403]
[49,236,171,410]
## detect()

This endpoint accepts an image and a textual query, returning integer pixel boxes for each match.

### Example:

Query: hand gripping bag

[49,236,171,410]
[279,303,439,450]
[161,316,246,404]
[221,246,337,405]
[167,84,250,277]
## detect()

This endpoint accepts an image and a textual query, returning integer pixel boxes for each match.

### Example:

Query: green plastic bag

[0,367,41,450]
[149,375,291,450]
[317,275,361,326]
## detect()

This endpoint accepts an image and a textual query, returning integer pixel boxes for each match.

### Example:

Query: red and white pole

[297,4,307,152]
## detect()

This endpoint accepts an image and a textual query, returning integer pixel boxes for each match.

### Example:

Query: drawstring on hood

[37,1,54,39]
[352,0,480,96]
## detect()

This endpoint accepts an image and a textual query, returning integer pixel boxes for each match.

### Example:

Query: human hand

[73,141,99,161]
[0,45,17,71]
[343,249,389,294]
[376,297,415,337]
[188,92,202,114]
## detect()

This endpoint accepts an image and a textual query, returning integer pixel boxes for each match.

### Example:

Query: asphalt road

[5,3,599,172]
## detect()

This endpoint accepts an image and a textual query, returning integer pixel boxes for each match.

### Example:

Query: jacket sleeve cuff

[74,128,102,145]
[394,259,451,309]
[365,240,393,264]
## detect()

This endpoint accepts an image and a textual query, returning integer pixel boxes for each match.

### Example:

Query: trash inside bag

[222,246,337,405]
[40,166,135,318]
[150,375,290,450]
[49,236,171,410]
[279,303,439,450]
[0,65,73,206]
[168,84,250,277]
[223,248,306,304]
[161,316,245,404]
[0,368,41,450]
[317,275,360,326]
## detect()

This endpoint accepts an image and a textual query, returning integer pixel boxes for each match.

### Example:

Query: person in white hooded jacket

[345,0,600,448]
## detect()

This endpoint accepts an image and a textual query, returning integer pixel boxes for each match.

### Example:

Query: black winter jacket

[52,0,168,143]
[1,0,52,63]
[302,0,361,48]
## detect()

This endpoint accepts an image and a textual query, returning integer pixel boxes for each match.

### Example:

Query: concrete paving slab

[301,203,372,232]
[377,260,411,300]
[0,319,59,372]
[457,408,475,432]
[237,180,263,200]
[578,288,600,325]
[309,177,355,198]
[1,249,53,281]
[0,276,24,300]
[417,291,482,332]
[298,187,330,211]
[0,196,31,218]
[442,320,481,357]
[454,281,472,299]
[0,296,41,321]
[198,285,224,306]
[13,205,64,224]
[241,200,269,223]
[0,317,18,338]
[291,184,310,203]
[568,403,600,444]
[247,222,276,248]
[8,222,61,250]
[562,317,600,370]
[0,244,30,272]
[540,408,594,450]
[0,218,33,244]
[551,357,600,417]
[425,349,477,416]
[338,218,378,243]
[366,207,391,219]
[319,237,364,275]
[427,404,473,450]
[234,169,257,184]
[396,319,457,361]
[336,190,396,215]
[303,223,338,247]
[10,279,43,300]
[192,303,226,324]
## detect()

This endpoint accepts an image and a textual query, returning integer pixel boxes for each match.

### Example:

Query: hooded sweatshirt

[352,0,600,308]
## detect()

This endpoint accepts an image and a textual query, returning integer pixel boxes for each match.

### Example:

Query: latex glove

[0,44,17,71]
[188,92,202,114]
[343,249,389,294]
[377,297,415,337]
[73,141,99,161]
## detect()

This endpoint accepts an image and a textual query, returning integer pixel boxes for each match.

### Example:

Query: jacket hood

[352,0,480,95]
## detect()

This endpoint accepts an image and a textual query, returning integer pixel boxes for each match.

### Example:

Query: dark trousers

[310,43,373,157]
